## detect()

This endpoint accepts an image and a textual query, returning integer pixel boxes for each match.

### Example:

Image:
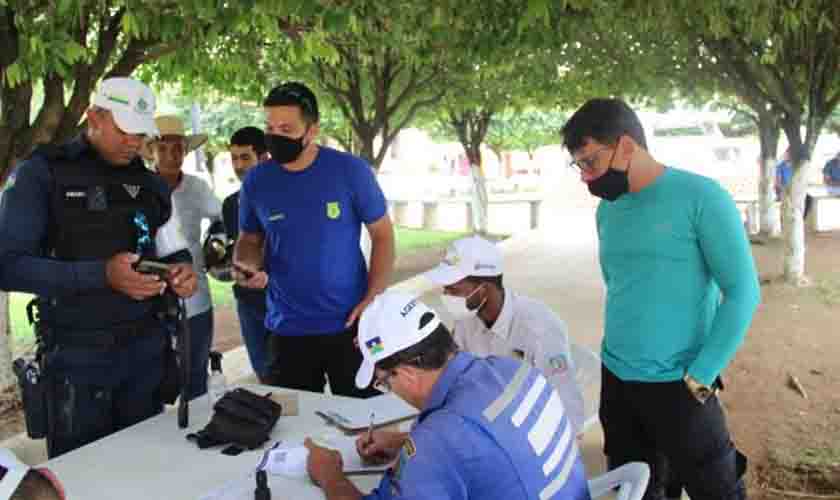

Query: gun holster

[14,299,51,439]
[13,357,49,439]
[186,388,282,454]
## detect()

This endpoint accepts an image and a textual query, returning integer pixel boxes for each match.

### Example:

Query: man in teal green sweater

[562,99,760,500]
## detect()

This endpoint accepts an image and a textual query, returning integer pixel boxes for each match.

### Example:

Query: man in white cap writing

[0,77,196,457]
[304,291,591,500]
[145,114,223,399]
[423,235,585,432]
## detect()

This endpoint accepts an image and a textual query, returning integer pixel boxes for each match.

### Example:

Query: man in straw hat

[146,114,223,399]
[304,291,592,500]
[0,78,196,458]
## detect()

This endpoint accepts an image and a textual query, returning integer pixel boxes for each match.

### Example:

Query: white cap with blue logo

[355,291,441,389]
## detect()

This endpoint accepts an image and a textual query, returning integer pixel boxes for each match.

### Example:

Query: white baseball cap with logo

[423,235,503,287]
[355,292,442,389]
[91,77,159,137]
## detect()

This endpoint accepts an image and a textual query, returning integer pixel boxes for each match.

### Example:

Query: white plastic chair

[570,343,602,434]
[588,462,651,500]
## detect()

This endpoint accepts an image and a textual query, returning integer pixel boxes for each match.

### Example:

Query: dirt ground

[728,231,840,499]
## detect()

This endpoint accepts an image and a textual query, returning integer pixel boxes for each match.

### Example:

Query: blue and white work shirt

[365,352,591,500]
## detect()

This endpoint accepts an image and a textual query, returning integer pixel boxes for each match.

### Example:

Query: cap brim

[187,134,208,151]
[111,108,159,137]
[355,357,375,389]
[423,263,467,286]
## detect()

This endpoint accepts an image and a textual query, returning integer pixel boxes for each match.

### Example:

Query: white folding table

[42,386,397,500]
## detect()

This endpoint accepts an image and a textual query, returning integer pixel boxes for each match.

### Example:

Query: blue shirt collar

[419,351,474,419]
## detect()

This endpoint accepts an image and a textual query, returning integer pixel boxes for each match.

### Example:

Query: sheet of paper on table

[198,435,390,500]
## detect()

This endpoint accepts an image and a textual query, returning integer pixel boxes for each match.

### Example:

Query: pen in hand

[366,411,375,446]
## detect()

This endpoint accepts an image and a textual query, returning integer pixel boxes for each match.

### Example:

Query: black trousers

[45,330,167,458]
[265,324,378,399]
[600,366,747,500]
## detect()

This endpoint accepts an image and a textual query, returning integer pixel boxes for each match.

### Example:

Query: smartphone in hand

[133,259,171,279]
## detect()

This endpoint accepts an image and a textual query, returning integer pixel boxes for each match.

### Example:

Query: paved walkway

[4,207,611,481]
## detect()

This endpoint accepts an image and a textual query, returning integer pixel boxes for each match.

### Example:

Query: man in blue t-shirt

[562,99,760,500]
[775,148,812,218]
[234,82,395,398]
[823,151,840,196]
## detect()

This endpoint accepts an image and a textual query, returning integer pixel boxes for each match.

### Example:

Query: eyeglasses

[569,146,611,173]
[372,371,394,393]
[371,355,424,393]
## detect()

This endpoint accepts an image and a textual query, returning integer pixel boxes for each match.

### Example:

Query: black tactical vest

[39,144,170,261]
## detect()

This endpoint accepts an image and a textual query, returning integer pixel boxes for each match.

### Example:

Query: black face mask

[587,167,629,201]
[266,132,307,164]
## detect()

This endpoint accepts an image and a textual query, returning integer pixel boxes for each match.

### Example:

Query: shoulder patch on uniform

[402,437,416,458]
[546,353,568,376]
[2,174,15,192]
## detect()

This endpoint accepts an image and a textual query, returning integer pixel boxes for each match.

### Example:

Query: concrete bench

[734,198,762,234]
[807,193,840,232]
[387,198,543,233]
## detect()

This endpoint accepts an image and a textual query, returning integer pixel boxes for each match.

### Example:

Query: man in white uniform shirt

[424,235,586,432]
[145,115,223,399]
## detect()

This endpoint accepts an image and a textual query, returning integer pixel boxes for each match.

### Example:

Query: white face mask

[440,285,486,320]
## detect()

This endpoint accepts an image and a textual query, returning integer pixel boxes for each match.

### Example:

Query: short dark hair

[466,274,503,290]
[562,98,647,152]
[377,312,457,372]
[263,82,319,125]
[230,126,267,155]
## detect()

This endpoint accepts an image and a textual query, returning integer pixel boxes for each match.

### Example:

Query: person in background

[822,150,840,196]
[224,126,270,382]
[423,235,586,433]
[146,114,222,399]
[775,148,813,219]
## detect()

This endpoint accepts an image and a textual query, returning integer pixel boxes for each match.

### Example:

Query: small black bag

[187,388,282,454]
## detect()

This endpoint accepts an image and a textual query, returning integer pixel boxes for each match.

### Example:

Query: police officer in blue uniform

[0,78,197,458]
[305,291,592,500]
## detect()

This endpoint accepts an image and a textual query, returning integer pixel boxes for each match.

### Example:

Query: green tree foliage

[0,0,262,178]
[621,0,840,281]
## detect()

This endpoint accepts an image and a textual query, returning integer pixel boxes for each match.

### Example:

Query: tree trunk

[756,118,781,237]
[0,292,14,394]
[469,162,490,235]
[782,159,810,284]
[449,109,493,235]
[358,131,377,170]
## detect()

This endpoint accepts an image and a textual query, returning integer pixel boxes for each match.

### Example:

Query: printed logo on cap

[106,94,130,106]
[365,336,384,355]
[135,97,150,114]
[442,246,460,266]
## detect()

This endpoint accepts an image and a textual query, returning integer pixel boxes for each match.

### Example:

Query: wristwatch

[683,373,716,404]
